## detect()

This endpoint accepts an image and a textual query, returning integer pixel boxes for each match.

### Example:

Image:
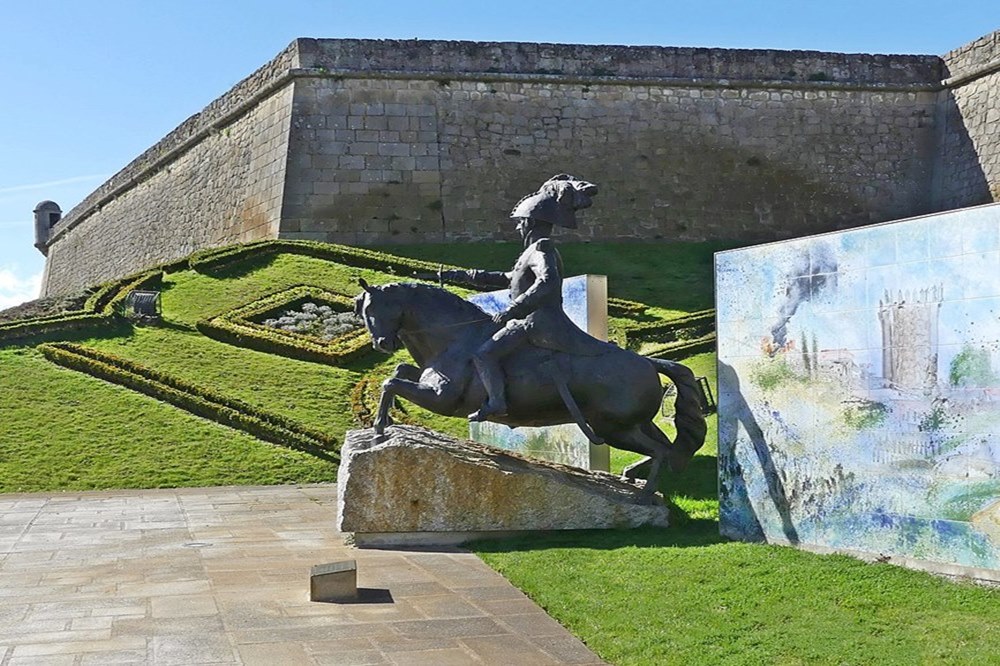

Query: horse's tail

[647,357,708,467]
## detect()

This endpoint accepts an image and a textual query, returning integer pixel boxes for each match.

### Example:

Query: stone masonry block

[414,156,439,170]
[338,155,365,169]
[378,143,411,157]
[349,142,378,156]
[411,170,440,183]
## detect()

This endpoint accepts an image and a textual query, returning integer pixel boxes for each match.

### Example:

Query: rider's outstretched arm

[438,268,511,288]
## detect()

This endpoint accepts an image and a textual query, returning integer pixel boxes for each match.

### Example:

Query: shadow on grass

[201,252,281,280]
[54,318,135,345]
[153,318,199,334]
[471,518,724,554]
[661,454,717,502]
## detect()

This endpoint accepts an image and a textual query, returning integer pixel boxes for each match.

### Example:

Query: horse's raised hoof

[629,479,661,504]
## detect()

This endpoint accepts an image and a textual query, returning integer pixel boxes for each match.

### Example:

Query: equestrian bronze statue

[354,175,706,493]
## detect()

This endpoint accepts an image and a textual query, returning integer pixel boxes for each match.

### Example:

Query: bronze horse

[354,279,706,493]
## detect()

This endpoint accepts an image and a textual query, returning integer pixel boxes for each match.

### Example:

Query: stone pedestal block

[337,426,668,547]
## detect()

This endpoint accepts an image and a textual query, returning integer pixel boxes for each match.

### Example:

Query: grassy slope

[0,348,335,492]
[83,254,471,442]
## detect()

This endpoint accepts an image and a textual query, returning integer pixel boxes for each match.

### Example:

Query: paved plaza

[0,485,604,665]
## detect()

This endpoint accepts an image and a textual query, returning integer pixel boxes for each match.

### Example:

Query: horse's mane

[381,281,488,318]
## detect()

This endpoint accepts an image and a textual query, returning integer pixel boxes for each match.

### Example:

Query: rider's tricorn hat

[509,174,598,229]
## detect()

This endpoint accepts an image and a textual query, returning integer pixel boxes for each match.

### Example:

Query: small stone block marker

[310,560,358,602]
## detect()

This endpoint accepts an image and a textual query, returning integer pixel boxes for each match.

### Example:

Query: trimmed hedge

[220,284,356,321]
[349,370,411,428]
[39,342,338,461]
[607,297,649,317]
[188,239,493,290]
[0,270,164,347]
[624,308,716,348]
[642,332,717,361]
[197,285,372,367]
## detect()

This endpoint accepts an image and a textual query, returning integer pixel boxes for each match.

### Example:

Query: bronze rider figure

[439,174,600,421]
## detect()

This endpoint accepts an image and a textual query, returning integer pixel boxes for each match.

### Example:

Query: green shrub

[189,240,455,280]
[0,269,164,347]
[607,297,648,317]
[751,354,802,391]
[625,308,715,347]
[842,400,888,430]
[949,343,998,388]
[642,332,717,361]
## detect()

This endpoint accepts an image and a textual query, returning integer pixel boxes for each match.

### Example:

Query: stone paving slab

[0,485,605,665]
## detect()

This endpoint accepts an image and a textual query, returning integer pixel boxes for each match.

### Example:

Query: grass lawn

[475,525,1000,665]
[85,326,363,438]
[0,348,336,492]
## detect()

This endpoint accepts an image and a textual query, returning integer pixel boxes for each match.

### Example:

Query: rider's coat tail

[647,358,708,462]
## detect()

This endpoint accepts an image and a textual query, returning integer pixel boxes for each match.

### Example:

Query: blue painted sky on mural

[0,1,996,307]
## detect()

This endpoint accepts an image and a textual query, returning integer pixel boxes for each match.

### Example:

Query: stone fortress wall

[40,31,1000,296]
[934,31,1000,209]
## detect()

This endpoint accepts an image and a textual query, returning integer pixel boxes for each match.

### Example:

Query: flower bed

[197,285,372,366]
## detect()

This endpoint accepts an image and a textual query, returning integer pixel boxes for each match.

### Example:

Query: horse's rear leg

[640,420,693,474]
[597,425,667,496]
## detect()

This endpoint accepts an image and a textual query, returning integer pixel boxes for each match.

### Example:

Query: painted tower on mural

[878,286,944,392]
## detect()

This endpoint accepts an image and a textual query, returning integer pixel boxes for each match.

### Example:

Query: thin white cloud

[0,267,42,310]
[0,174,108,196]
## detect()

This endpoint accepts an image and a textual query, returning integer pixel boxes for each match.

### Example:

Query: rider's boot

[468,354,508,421]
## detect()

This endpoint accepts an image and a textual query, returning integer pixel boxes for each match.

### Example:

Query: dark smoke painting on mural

[717,202,1000,575]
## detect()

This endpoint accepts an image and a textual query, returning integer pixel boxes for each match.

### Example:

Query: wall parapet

[941,29,1000,85]
[297,38,942,86]
[292,66,940,93]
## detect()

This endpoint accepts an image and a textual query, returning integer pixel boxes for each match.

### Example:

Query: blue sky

[1,1,996,307]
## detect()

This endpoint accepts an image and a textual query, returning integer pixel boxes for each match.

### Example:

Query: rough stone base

[337,426,668,546]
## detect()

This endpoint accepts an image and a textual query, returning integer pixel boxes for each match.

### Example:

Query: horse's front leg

[380,371,461,426]
[374,363,421,434]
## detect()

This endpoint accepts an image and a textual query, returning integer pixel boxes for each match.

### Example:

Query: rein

[403,316,492,335]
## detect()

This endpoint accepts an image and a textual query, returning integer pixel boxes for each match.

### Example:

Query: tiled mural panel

[717,203,1000,574]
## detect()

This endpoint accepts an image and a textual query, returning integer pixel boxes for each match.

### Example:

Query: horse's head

[355,278,402,353]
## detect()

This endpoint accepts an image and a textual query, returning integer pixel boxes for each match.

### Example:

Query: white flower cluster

[262,302,362,341]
